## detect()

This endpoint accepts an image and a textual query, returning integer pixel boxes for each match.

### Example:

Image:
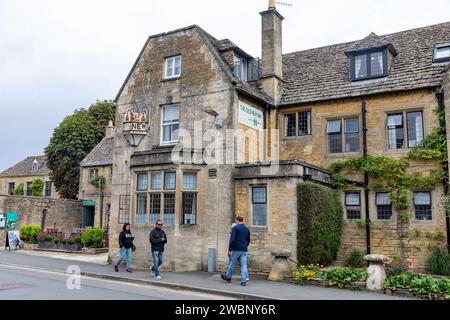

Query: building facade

[0,156,59,199]
[79,121,114,230]
[108,3,450,272]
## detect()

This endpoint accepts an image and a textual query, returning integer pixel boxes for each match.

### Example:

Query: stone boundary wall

[0,195,83,245]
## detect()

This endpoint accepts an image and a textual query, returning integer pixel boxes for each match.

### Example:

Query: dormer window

[31,159,39,173]
[433,44,450,63]
[233,53,248,82]
[350,49,387,81]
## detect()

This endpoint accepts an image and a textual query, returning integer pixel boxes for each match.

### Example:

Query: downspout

[362,98,371,254]
[437,91,450,254]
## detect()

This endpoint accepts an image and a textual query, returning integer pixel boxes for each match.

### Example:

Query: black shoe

[241,282,247,286]
[114,265,119,272]
[221,274,231,283]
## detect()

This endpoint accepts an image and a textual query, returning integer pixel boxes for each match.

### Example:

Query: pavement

[0,249,412,300]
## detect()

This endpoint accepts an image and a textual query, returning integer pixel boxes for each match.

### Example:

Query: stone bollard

[364,254,390,291]
[268,250,292,282]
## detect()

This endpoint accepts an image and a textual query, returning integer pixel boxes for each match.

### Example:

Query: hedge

[82,228,104,248]
[20,225,41,243]
[297,182,343,265]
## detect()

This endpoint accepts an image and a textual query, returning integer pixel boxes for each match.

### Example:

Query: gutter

[362,98,371,255]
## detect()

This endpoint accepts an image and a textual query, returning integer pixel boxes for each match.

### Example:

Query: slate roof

[281,21,450,105]
[0,156,49,177]
[80,137,114,168]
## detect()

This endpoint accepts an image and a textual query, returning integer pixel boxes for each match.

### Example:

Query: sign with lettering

[6,212,18,231]
[123,111,148,134]
[0,214,5,229]
[238,101,263,131]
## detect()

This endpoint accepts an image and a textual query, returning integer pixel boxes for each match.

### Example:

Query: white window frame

[433,44,450,62]
[164,55,182,79]
[160,105,180,145]
[233,53,248,82]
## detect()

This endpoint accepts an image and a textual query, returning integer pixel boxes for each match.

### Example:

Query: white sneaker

[151,271,155,277]
[156,275,162,280]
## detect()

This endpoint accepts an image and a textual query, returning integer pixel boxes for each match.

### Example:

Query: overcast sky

[1,0,450,172]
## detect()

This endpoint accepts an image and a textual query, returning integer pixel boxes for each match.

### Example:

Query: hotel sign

[123,111,148,134]
[238,101,263,131]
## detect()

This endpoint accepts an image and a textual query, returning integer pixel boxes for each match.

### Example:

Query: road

[0,264,233,300]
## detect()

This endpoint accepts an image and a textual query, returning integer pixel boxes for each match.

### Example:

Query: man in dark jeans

[222,216,251,286]
[149,220,167,280]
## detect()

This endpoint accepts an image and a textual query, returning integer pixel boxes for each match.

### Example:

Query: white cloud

[0,0,449,171]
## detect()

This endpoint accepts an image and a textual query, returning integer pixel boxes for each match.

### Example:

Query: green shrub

[385,273,450,300]
[13,184,24,196]
[54,239,60,244]
[82,228,104,248]
[426,247,450,276]
[30,179,44,197]
[320,268,367,289]
[74,237,82,244]
[19,225,41,243]
[297,182,343,265]
[346,250,366,268]
[43,236,54,242]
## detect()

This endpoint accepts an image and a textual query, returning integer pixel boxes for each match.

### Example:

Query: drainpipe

[362,98,371,254]
[437,91,450,254]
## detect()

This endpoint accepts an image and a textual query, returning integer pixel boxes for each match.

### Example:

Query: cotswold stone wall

[336,187,448,272]
[0,195,83,244]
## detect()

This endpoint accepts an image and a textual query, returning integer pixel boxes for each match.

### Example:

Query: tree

[30,179,44,197]
[45,100,116,199]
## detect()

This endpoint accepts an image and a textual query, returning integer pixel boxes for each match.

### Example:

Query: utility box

[208,248,216,272]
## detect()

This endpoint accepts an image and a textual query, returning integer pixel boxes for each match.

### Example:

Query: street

[0,264,232,300]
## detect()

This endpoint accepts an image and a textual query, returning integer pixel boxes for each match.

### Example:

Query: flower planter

[22,243,38,250]
[38,241,57,250]
[62,243,83,252]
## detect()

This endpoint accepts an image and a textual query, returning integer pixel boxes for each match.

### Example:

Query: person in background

[149,220,167,280]
[222,216,251,286]
[114,223,134,273]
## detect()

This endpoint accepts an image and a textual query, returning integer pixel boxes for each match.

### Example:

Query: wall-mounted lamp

[204,109,224,129]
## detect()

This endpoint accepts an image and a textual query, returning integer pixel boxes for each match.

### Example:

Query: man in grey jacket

[149,220,167,280]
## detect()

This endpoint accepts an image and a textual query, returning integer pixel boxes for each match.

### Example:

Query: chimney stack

[260,1,284,104]
[105,120,115,139]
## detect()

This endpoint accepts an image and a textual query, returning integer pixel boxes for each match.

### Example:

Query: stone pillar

[365,254,389,291]
[268,250,292,281]
[260,8,284,104]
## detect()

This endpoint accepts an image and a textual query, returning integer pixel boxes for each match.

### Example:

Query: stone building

[0,156,59,199]
[108,2,450,272]
[79,121,114,229]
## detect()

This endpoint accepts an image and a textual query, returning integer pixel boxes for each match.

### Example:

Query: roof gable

[281,21,450,105]
[0,156,49,177]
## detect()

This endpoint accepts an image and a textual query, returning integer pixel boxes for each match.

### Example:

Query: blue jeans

[151,251,164,276]
[116,247,132,269]
[226,251,248,283]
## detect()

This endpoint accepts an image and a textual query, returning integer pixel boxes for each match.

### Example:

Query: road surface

[0,264,233,300]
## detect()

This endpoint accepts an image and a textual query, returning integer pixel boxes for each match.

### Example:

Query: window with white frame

[161,105,179,144]
[327,120,343,153]
[284,111,312,137]
[135,194,147,225]
[387,111,424,150]
[345,193,361,220]
[182,172,197,225]
[45,181,52,198]
[164,55,181,79]
[376,192,392,220]
[414,192,432,221]
[252,186,267,226]
[433,44,450,63]
[233,53,248,82]
[345,118,360,153]
[8,182,15,195]
[136,173,148,191]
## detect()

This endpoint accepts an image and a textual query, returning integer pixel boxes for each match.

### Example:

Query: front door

[83,206,95,228]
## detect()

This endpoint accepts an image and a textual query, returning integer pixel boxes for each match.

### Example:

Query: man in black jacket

[149,220,167,280]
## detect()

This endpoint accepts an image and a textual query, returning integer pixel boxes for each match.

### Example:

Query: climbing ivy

[330,105,447,224]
